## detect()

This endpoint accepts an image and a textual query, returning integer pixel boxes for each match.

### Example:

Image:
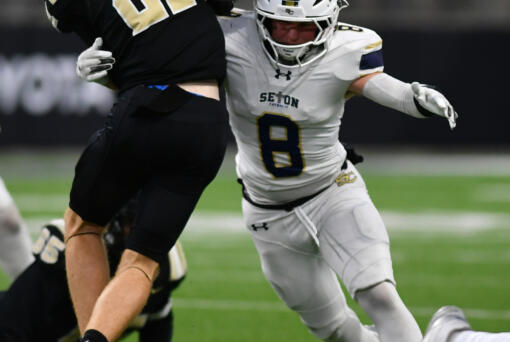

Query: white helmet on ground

[255,0,348,68]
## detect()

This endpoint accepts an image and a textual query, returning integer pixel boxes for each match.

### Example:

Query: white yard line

[185,211,510,233]
[25,210,510,237]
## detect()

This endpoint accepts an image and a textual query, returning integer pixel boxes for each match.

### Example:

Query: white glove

[411,82,458,130]
[76,37,115,83]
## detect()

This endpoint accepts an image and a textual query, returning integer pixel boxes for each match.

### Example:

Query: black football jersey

[45,0,226,91]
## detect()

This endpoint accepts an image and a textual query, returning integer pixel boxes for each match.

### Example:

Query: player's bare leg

[64,207,110,333]
[356,282,422,342]
[0,178,34,279]
[84,249,159,342]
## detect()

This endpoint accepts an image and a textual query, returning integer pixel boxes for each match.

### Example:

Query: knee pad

[356,281,400,311]
[0,203,23,233]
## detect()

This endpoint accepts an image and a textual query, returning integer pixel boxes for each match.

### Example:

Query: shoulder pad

[327,23,384,79]
[218,9,257,56]
[331,22,382,52]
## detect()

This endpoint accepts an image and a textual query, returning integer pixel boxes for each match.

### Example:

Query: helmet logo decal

[282,0,299,6]
[284,8,295,14]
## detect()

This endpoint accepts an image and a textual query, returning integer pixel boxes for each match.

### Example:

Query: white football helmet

[255,0,348,68]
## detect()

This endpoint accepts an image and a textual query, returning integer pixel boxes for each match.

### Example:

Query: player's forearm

[361,73,427,118]
[361,73,458,129]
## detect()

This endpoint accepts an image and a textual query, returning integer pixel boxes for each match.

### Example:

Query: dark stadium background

[1,0,509,148]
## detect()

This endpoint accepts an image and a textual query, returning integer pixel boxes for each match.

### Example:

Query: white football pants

[242,162,395,340]
[0,177,34,279]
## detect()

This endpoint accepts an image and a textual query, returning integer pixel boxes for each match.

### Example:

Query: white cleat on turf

[423,306,472,342]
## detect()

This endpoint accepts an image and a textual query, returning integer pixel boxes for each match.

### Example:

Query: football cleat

[423,306,472,342]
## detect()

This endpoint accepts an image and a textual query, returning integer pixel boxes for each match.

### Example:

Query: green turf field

[1,148,509,341]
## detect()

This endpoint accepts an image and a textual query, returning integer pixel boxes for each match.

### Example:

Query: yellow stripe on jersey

[365,41,383,50]
[169,240,187,282]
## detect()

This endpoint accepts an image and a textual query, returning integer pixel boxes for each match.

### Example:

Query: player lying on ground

[0,176,34,279]
[76,0,458,341]
[423,306,510,342]
[0,199,187,342]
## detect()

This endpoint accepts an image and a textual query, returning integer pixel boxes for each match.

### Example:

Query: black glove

[341,142,364,165]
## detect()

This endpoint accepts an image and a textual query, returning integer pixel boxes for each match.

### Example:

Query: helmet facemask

[255,0,349,68]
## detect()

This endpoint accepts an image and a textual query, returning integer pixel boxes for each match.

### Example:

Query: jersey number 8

[258,113,305,178]
[114,0,197,35]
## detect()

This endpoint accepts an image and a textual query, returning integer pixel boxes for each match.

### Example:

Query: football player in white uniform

[0,177,34,280]
[75,0,458,341]
[423,306,510,342]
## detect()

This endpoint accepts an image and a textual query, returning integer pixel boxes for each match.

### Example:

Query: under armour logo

[275,69,292,80]
[251,223,269,231]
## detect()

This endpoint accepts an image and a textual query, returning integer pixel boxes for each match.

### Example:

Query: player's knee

[116,249,160,283]
[64,207,105,242]
[356,281,399,311]
[0,203,23,233]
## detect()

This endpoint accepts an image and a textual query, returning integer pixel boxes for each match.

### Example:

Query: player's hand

[76,37,115,82]
[411,82,458,130]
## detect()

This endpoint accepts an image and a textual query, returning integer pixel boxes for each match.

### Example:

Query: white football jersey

[219,11,384,204]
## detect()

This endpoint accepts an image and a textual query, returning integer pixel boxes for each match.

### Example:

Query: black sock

[80,329,108,342]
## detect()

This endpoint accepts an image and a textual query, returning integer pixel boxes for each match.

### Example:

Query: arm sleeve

[361,73,426,118]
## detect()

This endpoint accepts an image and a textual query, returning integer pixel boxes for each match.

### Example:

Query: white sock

[452,330,510,342]
[356,282,422,342]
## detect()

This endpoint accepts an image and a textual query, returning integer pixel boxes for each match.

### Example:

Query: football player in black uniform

[43,0,228,341]
[0,200,187,342]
